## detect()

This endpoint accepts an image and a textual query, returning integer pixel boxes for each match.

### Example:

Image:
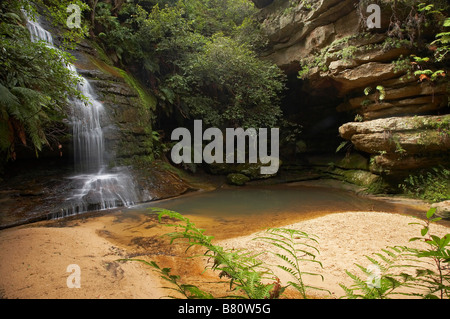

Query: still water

[143,184,421,216]
[116,183,427,239]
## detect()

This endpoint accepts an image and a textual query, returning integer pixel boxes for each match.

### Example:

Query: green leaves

[255,227,328,298]
[0,5,84,162]
[121,205,450,299]
[406,207,450,299]
[399,166,450,203]
[427,207,437,219]
[341,205,450,299]
[340,246,420,299]
[0,22,80,160]
[148,208,277,299]
[375,85,385,101]
[175,35,285,128]
[94,0,284,129]
[125,209,328,299]
[364,85,385,101]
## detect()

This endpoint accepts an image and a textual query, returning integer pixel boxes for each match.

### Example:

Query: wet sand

[1,207,448,299]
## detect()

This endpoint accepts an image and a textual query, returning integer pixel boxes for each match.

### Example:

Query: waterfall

[69,68,105,173]
[25,15,139,218]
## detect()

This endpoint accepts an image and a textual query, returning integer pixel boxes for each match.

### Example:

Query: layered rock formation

[68,40,196,202]
[69,41,156,165]
[339,114,450,174]
[254,0,449,187]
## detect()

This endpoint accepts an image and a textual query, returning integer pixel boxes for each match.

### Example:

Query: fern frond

[341,246,422,299]
[255,227,327,298]
[0,84,20,109]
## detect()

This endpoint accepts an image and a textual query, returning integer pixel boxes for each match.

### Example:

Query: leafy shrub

[408,207,450,299]
[399,166,450,202]
[94,1,285,129]
[0,1,86,162]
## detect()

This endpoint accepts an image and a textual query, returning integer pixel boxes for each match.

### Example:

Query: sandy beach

[217,211,450,298]
[0,210,448,299]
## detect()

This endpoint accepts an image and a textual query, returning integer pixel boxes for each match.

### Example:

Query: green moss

[297,34,363,79]
[331,167,382,189]
[226,173,250,186]
[87,47,158,164]
[88,40,115,66]
[88,54,123,78]
[297,33,414,80]
[114,68,157,112]
[337,153,369,170]
[87,44,157,113]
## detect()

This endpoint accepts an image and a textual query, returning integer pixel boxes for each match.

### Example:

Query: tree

[0,0,87,163]
[94,0,285,130]
[167,35,285,128]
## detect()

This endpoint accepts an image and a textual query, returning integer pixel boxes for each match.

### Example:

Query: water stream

[26,16,139,218]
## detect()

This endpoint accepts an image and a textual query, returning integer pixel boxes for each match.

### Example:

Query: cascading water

[26,15,139,218]
[69,69,105,174]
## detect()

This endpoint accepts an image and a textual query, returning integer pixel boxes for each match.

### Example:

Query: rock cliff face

[0,36,196,229]
[69,40,156,165]
[254,0,449,187]
[69,40,194,202]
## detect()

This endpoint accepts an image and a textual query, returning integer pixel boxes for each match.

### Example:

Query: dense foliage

[0,0,87,163]
[92,0,285,129]
[0,0,285,168]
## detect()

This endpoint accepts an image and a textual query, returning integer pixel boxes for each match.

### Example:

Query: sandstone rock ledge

[339,115,450,174]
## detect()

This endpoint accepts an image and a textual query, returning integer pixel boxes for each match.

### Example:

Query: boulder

[339,115,450,140]
[369,154,447,174]
[431,201,450,220]
[336,153,369,170]
[333,62,397,96]
[349,130,449,155]
[339,115,450,174]
[338,82,448,112]
[260,0,359,69]
[328,167,388,193]
[226,173,251,186]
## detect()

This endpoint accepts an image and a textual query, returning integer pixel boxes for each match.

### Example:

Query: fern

[145,208,279,299]
[119,258,214,299]
[340,246,422,299]
[336,140,350,153]
[255,227,329,299]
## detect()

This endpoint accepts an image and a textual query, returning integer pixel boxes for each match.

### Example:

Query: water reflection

[140,185,422,217]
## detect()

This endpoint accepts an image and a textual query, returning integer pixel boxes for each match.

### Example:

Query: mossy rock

[431,201,450,220]
[337,153,369,170]
[207,159,280,180]
[331,168,387,191]
[226,173,250,186]
[342,169,378,186]
[206,162,234,175]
